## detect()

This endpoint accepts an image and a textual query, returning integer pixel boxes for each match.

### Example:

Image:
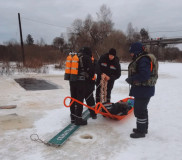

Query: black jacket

[78,53,95,81]
[97,53,121,81]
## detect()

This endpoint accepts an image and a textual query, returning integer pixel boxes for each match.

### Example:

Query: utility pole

[18,13,25,65]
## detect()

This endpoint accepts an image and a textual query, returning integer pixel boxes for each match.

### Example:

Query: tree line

[1,4,182,68]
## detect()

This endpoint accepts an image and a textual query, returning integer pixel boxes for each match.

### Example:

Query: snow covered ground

[0,62,182,160]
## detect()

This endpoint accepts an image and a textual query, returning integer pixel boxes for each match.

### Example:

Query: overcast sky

[1,0,182,49]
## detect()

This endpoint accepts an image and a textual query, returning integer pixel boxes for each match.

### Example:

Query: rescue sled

[64,96,134,120]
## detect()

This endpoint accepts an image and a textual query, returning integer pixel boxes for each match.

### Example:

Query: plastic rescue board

[47,96,134,147]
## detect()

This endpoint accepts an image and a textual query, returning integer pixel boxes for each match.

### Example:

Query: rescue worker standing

[84,53,97,119]
[96,48,121,103]
[125,42,158,138]
[67,47,94,125]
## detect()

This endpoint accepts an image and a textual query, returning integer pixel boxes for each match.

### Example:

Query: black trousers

[85,81,96,116]
[134,98,150,133]
[96,76,115,103]
[69,81,85,117]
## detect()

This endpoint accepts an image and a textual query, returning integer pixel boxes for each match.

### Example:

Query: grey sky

[1,0,182,49]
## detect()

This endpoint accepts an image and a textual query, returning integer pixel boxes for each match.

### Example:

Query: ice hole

[14,78,62,91]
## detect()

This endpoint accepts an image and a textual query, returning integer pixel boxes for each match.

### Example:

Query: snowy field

[0,62,182,160]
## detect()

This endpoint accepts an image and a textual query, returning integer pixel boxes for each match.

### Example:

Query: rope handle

[30,134,60,147]
[30,134,49,145]
[64,96,95,111]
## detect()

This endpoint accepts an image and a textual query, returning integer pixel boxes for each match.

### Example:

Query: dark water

[14,78,62,91]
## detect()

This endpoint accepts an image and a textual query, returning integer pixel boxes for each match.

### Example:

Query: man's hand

[105,75,110,81]
[101,73,106,79]
[101,73,110,81]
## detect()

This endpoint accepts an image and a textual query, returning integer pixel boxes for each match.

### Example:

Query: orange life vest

[70,54,79,81]
[64,54,72,80]
[65,54,95,81]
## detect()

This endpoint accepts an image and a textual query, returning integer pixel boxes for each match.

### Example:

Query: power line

[20,16,182,43]
[21,16,182,35]
[22,17,72,29]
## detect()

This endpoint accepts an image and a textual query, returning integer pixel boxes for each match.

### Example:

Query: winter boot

[90,111,97,119]
[133,128,148,134]
[91,114,97,119]
[130,132,146,138]
[75,118,87,125]
[70,114,75,124]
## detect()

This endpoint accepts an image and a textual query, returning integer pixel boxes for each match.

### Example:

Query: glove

[105,75,110,81]
[101,73,106,79]
[125,77,132,84]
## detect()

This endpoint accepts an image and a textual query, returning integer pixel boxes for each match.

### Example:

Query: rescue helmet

[129,42,144,55]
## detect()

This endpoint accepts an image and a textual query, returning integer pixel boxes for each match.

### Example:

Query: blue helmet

[129,42,144,55]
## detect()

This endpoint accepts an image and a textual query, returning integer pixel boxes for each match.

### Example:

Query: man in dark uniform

[126,42,158,138]
[80,48,97,119]
[85,60,98,119]
[69,47,94,125]
[96,48,121,103]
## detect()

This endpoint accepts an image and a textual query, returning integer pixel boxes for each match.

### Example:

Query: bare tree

[84,14,93,33]
[133,31,141,42]
[37,38,46,46]
[53,37,64,50]
[68,33,77,51]
[127,22,135,41]
[97,4,112,23]
[126,22,141,43]
[96,4,113,39]
[72,19,83,36]
[3,39,19,46]
[67,4,121,54]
